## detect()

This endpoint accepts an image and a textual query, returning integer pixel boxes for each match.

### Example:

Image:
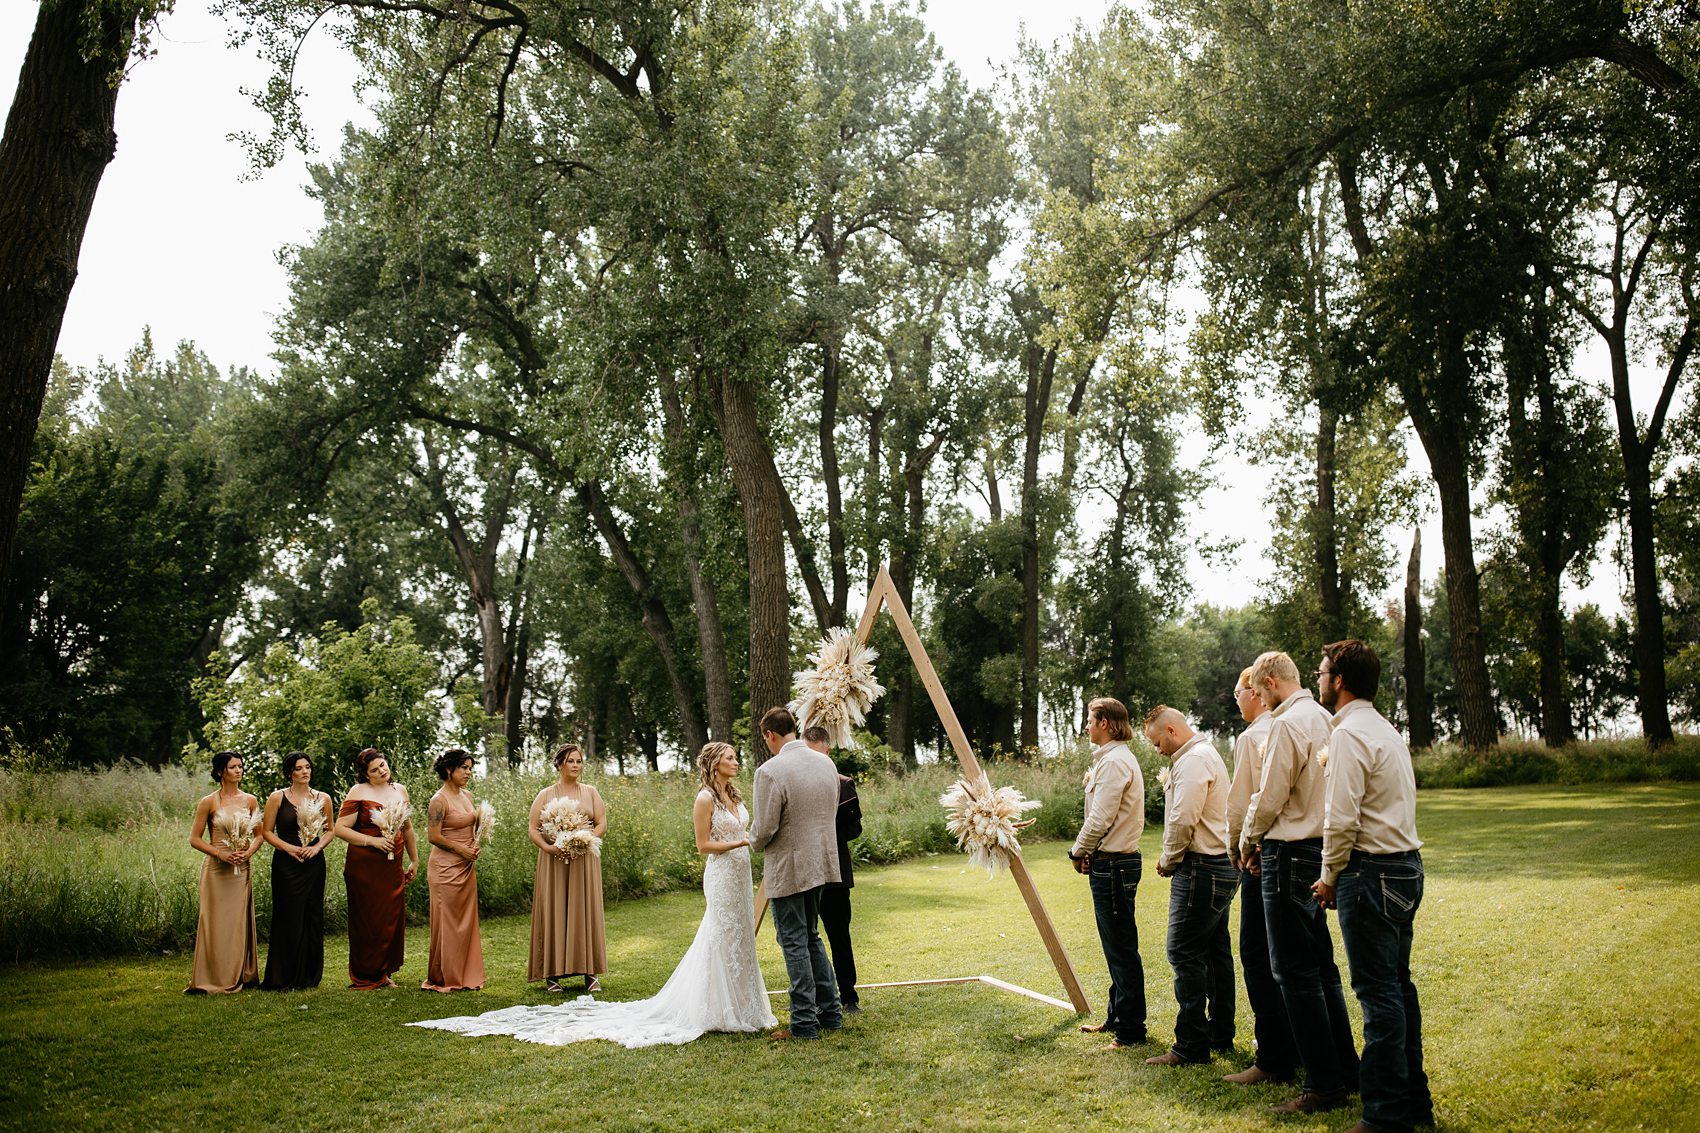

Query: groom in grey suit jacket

[750,705,844,1040]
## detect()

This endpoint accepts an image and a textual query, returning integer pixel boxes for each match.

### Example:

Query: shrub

[192,598,441,790]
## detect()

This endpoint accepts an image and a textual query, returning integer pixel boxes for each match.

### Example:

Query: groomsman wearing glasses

[1311,641,1433,1133]
[1240,651,1360,1115]
[1222,666,1298,1086]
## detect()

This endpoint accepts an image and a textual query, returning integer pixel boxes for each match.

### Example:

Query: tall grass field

[2,773,1697,1131]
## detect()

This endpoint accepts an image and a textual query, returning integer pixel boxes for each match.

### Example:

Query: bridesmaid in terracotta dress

[186,751,260,993]
[259,751,334,989]
[334,748,417,988]
[528,743,607,993]
[421,748,486,992]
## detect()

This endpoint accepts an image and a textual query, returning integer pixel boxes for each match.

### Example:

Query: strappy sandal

[546,979,565,993]
[586,976,602,993]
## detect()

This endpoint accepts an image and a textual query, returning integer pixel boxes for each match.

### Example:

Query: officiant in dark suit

[804,725,862,1013]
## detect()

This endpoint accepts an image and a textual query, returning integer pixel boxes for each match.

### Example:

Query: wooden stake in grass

[758,565,1091,1016]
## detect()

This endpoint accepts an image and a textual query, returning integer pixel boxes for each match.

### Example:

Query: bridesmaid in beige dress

[422,749,486,992]
[186,751,261,994]
[528,743,607,993]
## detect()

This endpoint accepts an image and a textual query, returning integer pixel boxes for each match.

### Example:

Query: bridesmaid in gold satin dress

[527,743,607,993]
[186,751,260,994]
[421,748,486,992]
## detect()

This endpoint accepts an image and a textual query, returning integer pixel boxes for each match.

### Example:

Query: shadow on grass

[1418,784,1700,885]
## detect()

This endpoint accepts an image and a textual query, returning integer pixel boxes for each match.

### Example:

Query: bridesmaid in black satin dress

[259,752,334,989]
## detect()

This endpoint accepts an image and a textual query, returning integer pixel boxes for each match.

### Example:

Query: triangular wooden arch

[758,566,1090,1015]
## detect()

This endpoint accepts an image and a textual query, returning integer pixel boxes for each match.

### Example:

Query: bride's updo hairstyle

[696,742,742,809]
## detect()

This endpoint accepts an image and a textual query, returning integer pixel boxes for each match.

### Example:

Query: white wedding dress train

[409,794,776,1047]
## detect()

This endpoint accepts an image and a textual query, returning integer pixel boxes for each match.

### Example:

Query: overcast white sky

[1,0,1631,617]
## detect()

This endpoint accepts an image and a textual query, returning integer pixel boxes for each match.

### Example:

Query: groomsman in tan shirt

[1222,666,1296,1085]
[1142,705,1238,1068]
[1240,650,1359,1115]
[1069,696,1148,1049]
[1311,640,1433,1133]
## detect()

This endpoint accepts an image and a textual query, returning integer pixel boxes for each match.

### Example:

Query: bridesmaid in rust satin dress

[422,749,486,992]
[334,748,416,989]
[185,751,260,994]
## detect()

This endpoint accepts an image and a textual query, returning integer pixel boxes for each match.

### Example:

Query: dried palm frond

[472,800,497,845]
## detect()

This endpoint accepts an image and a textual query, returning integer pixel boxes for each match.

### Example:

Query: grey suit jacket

[749,739,843,899]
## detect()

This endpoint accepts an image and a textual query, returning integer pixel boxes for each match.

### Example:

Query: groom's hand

[1070,852,1091,875]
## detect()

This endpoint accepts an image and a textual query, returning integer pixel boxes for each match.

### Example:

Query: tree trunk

[711,374,791,763]
[819,330,849,626]
[1609,329,1684,746]
[1530,314,1574,747]
[575,479,710,757]
[506,620,529,766]
[658,370,734,742]
[1019,341,1058,754]
[419,448,515,725]
[1408,392,1498,748]
[1107,484,1132,704]
[0,0,137,614]
[1404,529,1432,748]
[1315,404,1345,642]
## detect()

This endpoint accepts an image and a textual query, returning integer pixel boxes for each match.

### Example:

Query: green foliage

[1413,735,1700,789]
[0,338,259,768]
[192,598,441,791]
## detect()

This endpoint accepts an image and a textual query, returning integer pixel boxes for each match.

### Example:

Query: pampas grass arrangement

[939,772,1042,877]
[791,626,885,748]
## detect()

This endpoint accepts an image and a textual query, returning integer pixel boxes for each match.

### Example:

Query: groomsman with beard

[1223,666,1298,1086]
[1141,705,1238,1068]
[1239,650,1360,1115]
[1069,696,1149,1050]
[1311,641,1433,1133]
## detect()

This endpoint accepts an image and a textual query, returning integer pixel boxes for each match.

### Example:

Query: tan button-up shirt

[1321,698,1423,885]
[1242,688,1332,851]
[1071,740,1145,857]
[1226,711,1274,853]
[1159,734,1230,871]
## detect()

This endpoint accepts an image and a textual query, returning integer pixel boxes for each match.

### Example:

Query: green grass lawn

[3,783,1697,1132]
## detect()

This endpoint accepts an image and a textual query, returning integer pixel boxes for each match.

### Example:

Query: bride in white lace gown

[410,743,776,1047]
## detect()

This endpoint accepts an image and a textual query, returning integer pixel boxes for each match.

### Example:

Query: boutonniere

[1317,749,1330,770]
[1156,766,1172,792]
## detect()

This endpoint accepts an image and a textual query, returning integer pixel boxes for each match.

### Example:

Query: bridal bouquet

[214,806,262,877]
[540,797,601,861]
[370,799,412,860]
[472,800,497,846]
[791,626,885,749]
[940,772,1042,877]
[295,792,327,847]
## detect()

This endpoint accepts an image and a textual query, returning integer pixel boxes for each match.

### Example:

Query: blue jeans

[769,886,842,1038]
[1088,852,1147,1044]
[1261,839,1359,1094]
[1337,851,1432,1132]
[1165,853,1238,1060]
[1239,863,1297,1075]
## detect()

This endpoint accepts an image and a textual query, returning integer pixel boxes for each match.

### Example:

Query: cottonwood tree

[0,0,172,614]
